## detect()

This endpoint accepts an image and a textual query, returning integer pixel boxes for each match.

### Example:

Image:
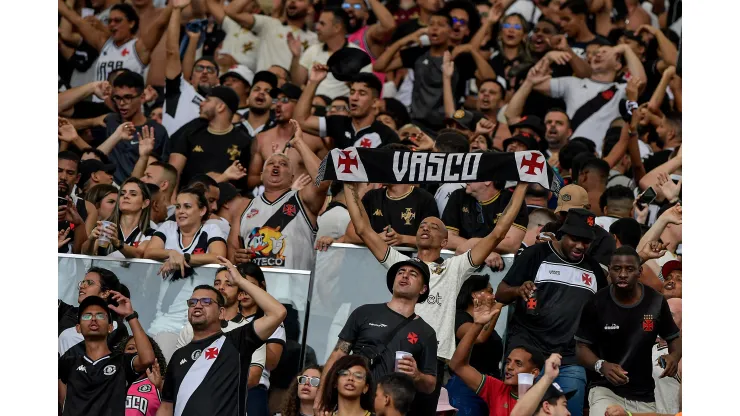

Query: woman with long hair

[85,184,119,222]
[445,275,505,416]
[318,355,374,416]
[84,178,154,258]
[281,365,324,416]
[144,185,227,337]
[113,335,168,416]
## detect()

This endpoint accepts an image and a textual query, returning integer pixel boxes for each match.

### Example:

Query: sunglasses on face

[112,94,141,104]
[81,312,108,321]
[338,369,366,381]
[502,23,523,30]
[297,375,321,387]
[272,97,294,104]
[78,279,99,289]
[452,17,468,26]
[329,105,349,112]
[193,64,217,74]
[186,297,218,307]
[342,3,363,10]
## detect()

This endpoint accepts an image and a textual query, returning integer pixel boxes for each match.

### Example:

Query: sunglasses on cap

[81,312,108,321]
[502,23,523,30]
[297,375,321,387]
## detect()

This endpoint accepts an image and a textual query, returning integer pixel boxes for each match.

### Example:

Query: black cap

[79,159,116,186]
[386,258,431,304]
[269,83,302,100]
[558,208,597,241]
[445,109,478,131]
[78,296,113,323]
[503,133,539,151]
[510,115,545,139]
[217,182,239,210]
[327,48,372,82]
[541,382,577,403]
[208,86,240,115]
[252,71,278,89]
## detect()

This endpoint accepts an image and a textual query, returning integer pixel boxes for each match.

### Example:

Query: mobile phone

[637,187,657,207]
[58,196,69,207]
[658,356,666,369]
[670,174,681,185]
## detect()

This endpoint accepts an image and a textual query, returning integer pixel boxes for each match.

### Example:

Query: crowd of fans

[58,0,683,415]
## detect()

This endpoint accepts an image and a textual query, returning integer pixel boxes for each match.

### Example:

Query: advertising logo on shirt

[246,226,286,266]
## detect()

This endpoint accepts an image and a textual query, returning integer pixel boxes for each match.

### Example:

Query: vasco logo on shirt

[642,315,655,332]
[246,209,260,219]
[138,384,152,393]
[282,204,297,217]
[407,332,419,344]
[103,365,117,376]
[191,349,202,360]
[227,144,241,161]
[246,226,287,267]
[401,208,416,225]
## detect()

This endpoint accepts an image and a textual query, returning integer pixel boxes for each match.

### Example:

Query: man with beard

[58,151,98,254]
[168,87,252,190]
[224,0,318,72]
[247,83,328,188]
[345,0,397,84]
[162,0,220,136]
[295,66,399,149]
[496,208,609,416]
[544,109,573,163]
[236,71,279,139]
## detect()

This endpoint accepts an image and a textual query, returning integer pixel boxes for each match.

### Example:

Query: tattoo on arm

[335,340,352,354]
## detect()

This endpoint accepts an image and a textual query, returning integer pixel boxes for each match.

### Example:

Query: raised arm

[109,291,155,373]
[470,3,503,51]
[603,78,642,167]
[505,62,551,124]
[615,44,647,93]
[344,182,391,261]
[218,256,287,340]
[58,81,110,113]
[224,0,256,29]
[135,3,175,63]
[290,120,330,214]
[638,146,681,191]
[165,0,186,80]
[510,354,562,416]
[373,29,425,73]
[647,66,676,113]
[365,0,397,48]
[468,46,495,80]
[205,0,226,24]
[293,64,327,135]
[57,0,108,51]
[636,204,681,253]
[442,52,456,118]
[469,183,527,266]
[637,25,678,66]
[97,122,136,155]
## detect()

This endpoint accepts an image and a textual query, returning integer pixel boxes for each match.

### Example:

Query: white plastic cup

[97,221,114,248]
[517,373,534,397]
[395,351,411,372]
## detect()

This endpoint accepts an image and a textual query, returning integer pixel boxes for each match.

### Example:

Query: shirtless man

[247,83,328,188]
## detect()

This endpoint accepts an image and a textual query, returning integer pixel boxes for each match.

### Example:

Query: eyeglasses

[338,369,366,381]
[474,202,485,224]
[272,97,295,104]
[186,297,218,307]
[112,94,141,104]
[329,105,349,113]
[193,64,217,74]
[452,17,468,26]
[81,312,108,321]
[342,3,363,10]
[297,375,321,387]
[502,23,523,30]
[78,279,99,289]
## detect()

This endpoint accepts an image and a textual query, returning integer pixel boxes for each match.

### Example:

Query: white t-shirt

[252,15,318,72]
[316,203,350,239]
[299,43,372,99]
[434,183,466,216]
[652,343,681,414]
[550,77,627,154]
[221,16,260,71]
[381,248,478,360]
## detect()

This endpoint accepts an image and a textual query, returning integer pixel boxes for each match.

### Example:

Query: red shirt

[477,375,518,416]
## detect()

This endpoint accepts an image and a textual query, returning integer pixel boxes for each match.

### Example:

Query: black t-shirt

[575,284,680,401]
[442,188,528,239]
[59,300,78,335]
[162,322,264,416]
[59,351,141,416]
[391,19,423,43]
[322,115,399,149]
[587,224,617,267]
[454,310,503,379]
[171,118,252,189]
[502,241,608,366]
[362,187,439,236]
[104,114,171,184]
[642,150,673,174]
[339,303,438,415]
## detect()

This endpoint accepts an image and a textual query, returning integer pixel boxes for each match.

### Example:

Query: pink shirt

[125,378,160,416]
[347,26,386,85]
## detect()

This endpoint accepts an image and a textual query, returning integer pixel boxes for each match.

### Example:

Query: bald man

[227,121,329,271]
[523,208,559,247]
[340,182,529,409]
[652,298,682,414]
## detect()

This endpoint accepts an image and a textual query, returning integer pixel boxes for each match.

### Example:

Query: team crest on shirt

[407,332,419,344]
[246,209,259,219]
[642,315,655,332]
[401,208,416,225]
[430,263,446,274]
[205,347,220,360]
[191,349,202,360]
[242,42,254,53]
[282,204,297,217]
[227,144,241,161]
[138,384,152,393]
[246,226,286,267]
[103,365,117,376]
[193,145,204,152]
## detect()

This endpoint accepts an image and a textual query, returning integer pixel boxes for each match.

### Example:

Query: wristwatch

[184,253,192,263]
[115,240,124,251]
[125,311,139,322]
[594,359,605,375]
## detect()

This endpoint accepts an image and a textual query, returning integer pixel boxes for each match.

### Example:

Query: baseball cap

[503,133,539,151]
[386,258,431,304]
[220,64,255,87]
[79,159,116,186]
[509,115,545,139]
[445,109,478,131]
[327,47,372,82]
[558,208,597,241]
[269,83,302,100]
[78,295,113,323]
[208,86,240,115]
[252,71,279,89]
[541,382,577,404]
[554,184,589,213]
[661,260,681,279]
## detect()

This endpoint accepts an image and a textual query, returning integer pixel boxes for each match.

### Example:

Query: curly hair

[281,365,324,416]
[113,335,167,376]
[319,355,374,413]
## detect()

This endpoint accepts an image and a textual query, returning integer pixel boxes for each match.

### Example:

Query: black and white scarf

[316,147,560,192]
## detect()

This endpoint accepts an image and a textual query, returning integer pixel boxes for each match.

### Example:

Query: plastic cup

[97,221,114,248]
[517,373,534,397]
[395,351,411,372]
